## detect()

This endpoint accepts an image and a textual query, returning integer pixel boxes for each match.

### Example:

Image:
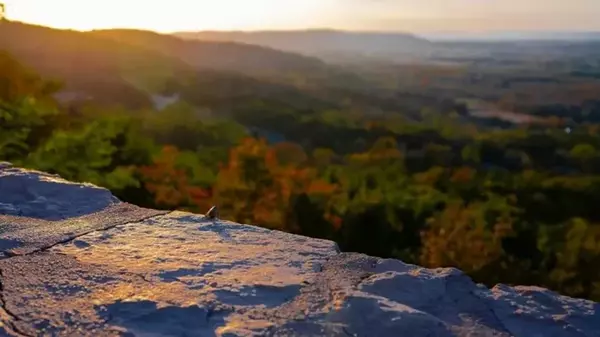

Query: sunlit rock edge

[0,164,598,337]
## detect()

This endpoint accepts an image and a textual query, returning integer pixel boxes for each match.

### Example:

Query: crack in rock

[25,211,169,257]
[0,204,168,257]
[0,269,32,337]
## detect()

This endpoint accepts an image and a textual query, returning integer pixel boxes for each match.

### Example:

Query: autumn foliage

[140,146,212,211]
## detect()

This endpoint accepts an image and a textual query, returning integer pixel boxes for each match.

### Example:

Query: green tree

[538,218,600,300]
[570,143,597,172]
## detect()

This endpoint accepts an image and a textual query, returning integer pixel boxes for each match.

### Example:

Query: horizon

[6,19,600,42]
[5,0,600,34]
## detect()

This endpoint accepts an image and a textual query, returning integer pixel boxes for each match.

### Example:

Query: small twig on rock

[205,206,219,220]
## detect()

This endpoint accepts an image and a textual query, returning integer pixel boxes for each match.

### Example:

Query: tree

[0,99,52,161]
[139,146,211,212]
[0,52,62,103]
[24,118,143,191]
[461,143,481,164]
[213,137,337,232]
[537,218,600,300]
[570,143,597,172]
[312,148,335,169]
[213,138,280,227]
[420,199,513,274]
[570,143,596,160]
[0,53,60,162]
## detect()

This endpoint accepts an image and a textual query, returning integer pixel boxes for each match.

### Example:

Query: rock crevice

[0,269,30,337]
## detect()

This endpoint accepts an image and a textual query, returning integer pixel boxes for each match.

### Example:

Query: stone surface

[0,165,167,256]
[0,166,599,337]
[0,165,118,220]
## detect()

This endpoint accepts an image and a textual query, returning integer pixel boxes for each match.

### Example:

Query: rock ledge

[0,166,598,337]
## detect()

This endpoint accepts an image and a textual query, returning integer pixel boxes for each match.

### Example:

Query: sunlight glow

[5,0,600,32]
[7,0,329,32]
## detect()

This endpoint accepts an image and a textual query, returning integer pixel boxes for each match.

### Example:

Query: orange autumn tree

[420,199,514,274]
[139,146,211,212]
[213,138,337,230]
[348,136,404,164]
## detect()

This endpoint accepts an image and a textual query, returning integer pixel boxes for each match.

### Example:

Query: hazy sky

[5,0,600,33]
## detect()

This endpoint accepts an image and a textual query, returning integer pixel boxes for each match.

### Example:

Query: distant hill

[421,31,600,42]
[90,29,329,76]
[175,29,433,63]
[0,21,190,108]
[0,21,453,119]
[0,21,333,108]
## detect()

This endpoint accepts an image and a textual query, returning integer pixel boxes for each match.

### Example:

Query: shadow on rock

[0,167,118,221]
[327,295,455,337]
[213,284,301,308]
[98,300,227,337]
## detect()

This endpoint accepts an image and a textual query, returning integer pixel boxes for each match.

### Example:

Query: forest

[3,20,600,302]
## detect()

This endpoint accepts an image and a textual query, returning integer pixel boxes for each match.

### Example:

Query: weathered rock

[0,165,118,220]
[0,166,599,337]
[0,165,167,256]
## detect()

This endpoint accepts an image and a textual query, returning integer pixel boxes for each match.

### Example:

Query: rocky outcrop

[0,163,599,337]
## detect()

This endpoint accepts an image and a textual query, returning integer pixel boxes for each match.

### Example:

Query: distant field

[458,98,550,125]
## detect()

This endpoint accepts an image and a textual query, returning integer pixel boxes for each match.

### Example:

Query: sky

[5,0,600,33]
